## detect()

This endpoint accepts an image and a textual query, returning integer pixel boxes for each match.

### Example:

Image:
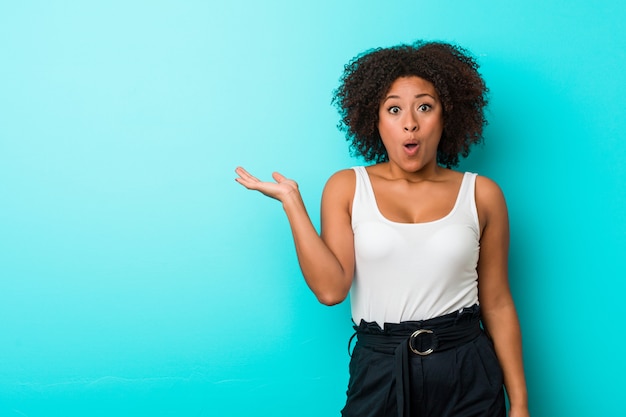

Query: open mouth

[403,142,420,156]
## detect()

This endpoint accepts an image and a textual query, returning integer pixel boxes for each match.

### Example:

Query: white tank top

[350,166,480,327]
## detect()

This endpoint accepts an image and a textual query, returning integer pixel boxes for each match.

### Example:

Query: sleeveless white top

[350,166,480,327]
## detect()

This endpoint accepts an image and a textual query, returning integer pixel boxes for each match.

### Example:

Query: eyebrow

[383,93,436,102]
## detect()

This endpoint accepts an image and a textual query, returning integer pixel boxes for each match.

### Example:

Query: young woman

[235,41,529,417]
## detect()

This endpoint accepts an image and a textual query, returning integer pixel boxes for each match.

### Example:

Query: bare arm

[235,167,354,305]
[475,176,529,417]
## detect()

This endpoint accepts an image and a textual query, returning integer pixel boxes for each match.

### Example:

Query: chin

[402,160,426,171]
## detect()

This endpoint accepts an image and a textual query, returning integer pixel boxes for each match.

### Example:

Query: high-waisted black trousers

[341,306,506,417]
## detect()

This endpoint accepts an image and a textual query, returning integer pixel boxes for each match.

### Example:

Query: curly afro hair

[332,41,488,168]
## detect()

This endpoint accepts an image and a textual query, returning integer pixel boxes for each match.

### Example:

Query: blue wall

[1,1,624,416]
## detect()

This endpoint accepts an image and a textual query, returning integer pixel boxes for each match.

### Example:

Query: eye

[418,104,432,112]
[387,106,400,114]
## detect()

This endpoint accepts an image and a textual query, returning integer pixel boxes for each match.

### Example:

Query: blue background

[1,1,624,416]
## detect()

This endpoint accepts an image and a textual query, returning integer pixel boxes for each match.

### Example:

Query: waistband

[350,305,482,417]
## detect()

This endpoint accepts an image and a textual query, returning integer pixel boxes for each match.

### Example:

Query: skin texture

[236,70,529,416]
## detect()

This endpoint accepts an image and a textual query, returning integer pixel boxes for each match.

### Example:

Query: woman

[235,41,529,417]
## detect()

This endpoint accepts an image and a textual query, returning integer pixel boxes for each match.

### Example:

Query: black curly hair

[332,41,488,168]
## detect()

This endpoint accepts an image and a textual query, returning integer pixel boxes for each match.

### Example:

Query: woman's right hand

[235,166,355,305]
[234,167,300,203]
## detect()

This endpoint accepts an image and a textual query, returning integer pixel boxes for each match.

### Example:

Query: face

[377,76,444,173]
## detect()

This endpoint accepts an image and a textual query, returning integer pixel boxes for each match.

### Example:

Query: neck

[384,161,444,182]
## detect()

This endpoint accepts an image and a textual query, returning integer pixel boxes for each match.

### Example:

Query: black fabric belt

[351,305,482,417]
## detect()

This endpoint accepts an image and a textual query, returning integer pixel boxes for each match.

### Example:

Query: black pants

[341,307,506,417]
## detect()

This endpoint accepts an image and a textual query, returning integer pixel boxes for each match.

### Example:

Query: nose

[403,112,418,132]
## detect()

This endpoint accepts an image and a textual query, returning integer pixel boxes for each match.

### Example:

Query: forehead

[384,76,438,98]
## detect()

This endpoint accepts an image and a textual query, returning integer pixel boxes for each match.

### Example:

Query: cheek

[426,117,444,137]
[377,117,395,137]
[377,123,394,147]
[376,120,386,139]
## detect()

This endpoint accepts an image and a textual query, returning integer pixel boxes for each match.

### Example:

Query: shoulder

[476,175,504,200]
[324,168,357,193]
[322,168,356,214]
[475,175,506,203]
[474,175,508,229]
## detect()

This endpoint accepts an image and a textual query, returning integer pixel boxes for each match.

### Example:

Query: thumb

[272,171,287,183]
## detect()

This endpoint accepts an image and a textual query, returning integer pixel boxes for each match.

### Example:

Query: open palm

[235,167,299,202]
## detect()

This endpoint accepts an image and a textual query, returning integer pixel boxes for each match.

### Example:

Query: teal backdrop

[1,1,625,416]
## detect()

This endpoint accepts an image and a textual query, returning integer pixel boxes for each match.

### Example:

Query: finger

[234,170,261,191]
[235,167,261,184]
[235,166,256,180]
[272,171,286,183]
